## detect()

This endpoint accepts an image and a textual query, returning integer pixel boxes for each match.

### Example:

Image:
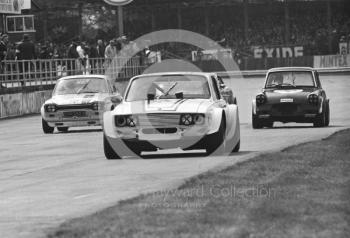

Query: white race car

[103,72,240,159]
[41,75,121,133]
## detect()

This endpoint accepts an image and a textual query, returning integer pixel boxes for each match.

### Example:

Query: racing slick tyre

[252,113,263,129]
[313,104,326,127]
[57,127,69,132]
[42,118,54,134]
[264,121,274,128]
[232,140,240,153]
[206,117,226,156]
[325,102,330,127]
[103,134,122,160]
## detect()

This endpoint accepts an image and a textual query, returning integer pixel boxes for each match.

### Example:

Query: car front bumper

[107,125,214,150]
[256,103,320,122]
[43,110,102,127]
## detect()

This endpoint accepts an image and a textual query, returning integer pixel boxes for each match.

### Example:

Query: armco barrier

[0,90,52,118]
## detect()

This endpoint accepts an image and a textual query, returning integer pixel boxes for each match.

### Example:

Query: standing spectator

[0,34,9,75]
[96,39,105,58]
[96,39,105,73]
[47,42,55,59]
[105,39,117,63]
[88,41,98,74]
[17,34,36,60]
[67,40,79,75]
[39,44,50,59]
[16,34,36,80]
[76,41,88,74]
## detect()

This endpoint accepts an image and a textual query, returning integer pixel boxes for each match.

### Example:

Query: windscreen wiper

[77,80,91,94]
[157,82,178,99]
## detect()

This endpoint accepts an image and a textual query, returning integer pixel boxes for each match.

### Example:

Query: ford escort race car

[252,67,330,128]
[103,72,240,159]
[41,75,121,133]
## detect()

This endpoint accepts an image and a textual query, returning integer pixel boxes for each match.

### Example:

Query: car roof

[58,75,106,81]
[267,67,315,73]
[131,72,217,79]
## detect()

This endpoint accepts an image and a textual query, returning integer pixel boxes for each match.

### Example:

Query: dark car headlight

[308,94,319,105]
[180,114,205,126]
[126,115,137,127]
[91,102,100,111]
[45,104,57,113]
[180,114,193,126]
[115,115,137,127]
[256,94,266,105]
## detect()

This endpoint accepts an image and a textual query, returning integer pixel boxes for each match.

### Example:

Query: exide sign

[104,0,133,6]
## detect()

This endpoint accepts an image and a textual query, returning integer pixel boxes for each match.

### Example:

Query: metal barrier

[0,57,146,88]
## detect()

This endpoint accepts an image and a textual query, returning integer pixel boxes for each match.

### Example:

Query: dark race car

[252,67,330,128]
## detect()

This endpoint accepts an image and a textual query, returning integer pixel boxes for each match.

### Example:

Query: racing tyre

[57,127,69,132]
[206,117,226,155]
[325,102,330,127]
[42,118,54,134]
[313,104,326,127]
[264,121,274,128]
[252,113,263,129]
[232,140,240,153]
[103,134,122,160]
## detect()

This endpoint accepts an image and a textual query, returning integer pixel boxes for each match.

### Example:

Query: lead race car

[41,75,121,133]
[252,67,330,128]
[103,72,240,159]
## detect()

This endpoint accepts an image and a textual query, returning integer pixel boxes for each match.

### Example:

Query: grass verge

[48,129,350,238]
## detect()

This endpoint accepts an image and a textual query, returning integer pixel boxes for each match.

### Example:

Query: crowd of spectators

[1,2,349,66]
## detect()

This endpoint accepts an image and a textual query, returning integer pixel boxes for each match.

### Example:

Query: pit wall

[0,90,52,119]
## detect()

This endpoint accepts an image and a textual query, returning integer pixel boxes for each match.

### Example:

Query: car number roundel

[103,0,133,6]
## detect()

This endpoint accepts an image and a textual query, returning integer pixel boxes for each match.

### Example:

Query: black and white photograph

[0,0,349,237]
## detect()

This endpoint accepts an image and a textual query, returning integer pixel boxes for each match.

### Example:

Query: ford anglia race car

[41,75,121,133]
[252,67,330,128]
[103,72,241,159]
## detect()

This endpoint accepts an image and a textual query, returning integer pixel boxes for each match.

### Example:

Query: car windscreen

[125,75,211,102]
[53,77,108,95]
[265,71,315,88]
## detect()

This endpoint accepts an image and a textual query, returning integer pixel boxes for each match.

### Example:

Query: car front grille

[142,128,178,134]
[57,104,93,110]
[63,111,87,118]
[138,114,180,127]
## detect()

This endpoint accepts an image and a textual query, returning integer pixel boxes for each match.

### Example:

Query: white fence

[0,57,146,88]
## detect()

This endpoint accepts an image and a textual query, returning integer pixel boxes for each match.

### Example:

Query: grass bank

[48,129,350,238]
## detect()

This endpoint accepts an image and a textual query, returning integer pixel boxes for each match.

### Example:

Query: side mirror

[147,94,155,101]
[219,83,226,90]
[111,95,123,104]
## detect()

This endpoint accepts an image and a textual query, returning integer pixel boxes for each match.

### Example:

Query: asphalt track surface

[1,74,349,238]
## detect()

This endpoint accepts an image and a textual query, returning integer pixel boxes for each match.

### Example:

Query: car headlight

[256,94,266,105]
[126,115,137,127]
[308,94,319,105]
[45,104,57,112]
[91,102,100,111]
[194,114,205,125]
[115,116,127,127]
[180,114,205,126]
[115,115,138,127]
[180,114,193,126]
